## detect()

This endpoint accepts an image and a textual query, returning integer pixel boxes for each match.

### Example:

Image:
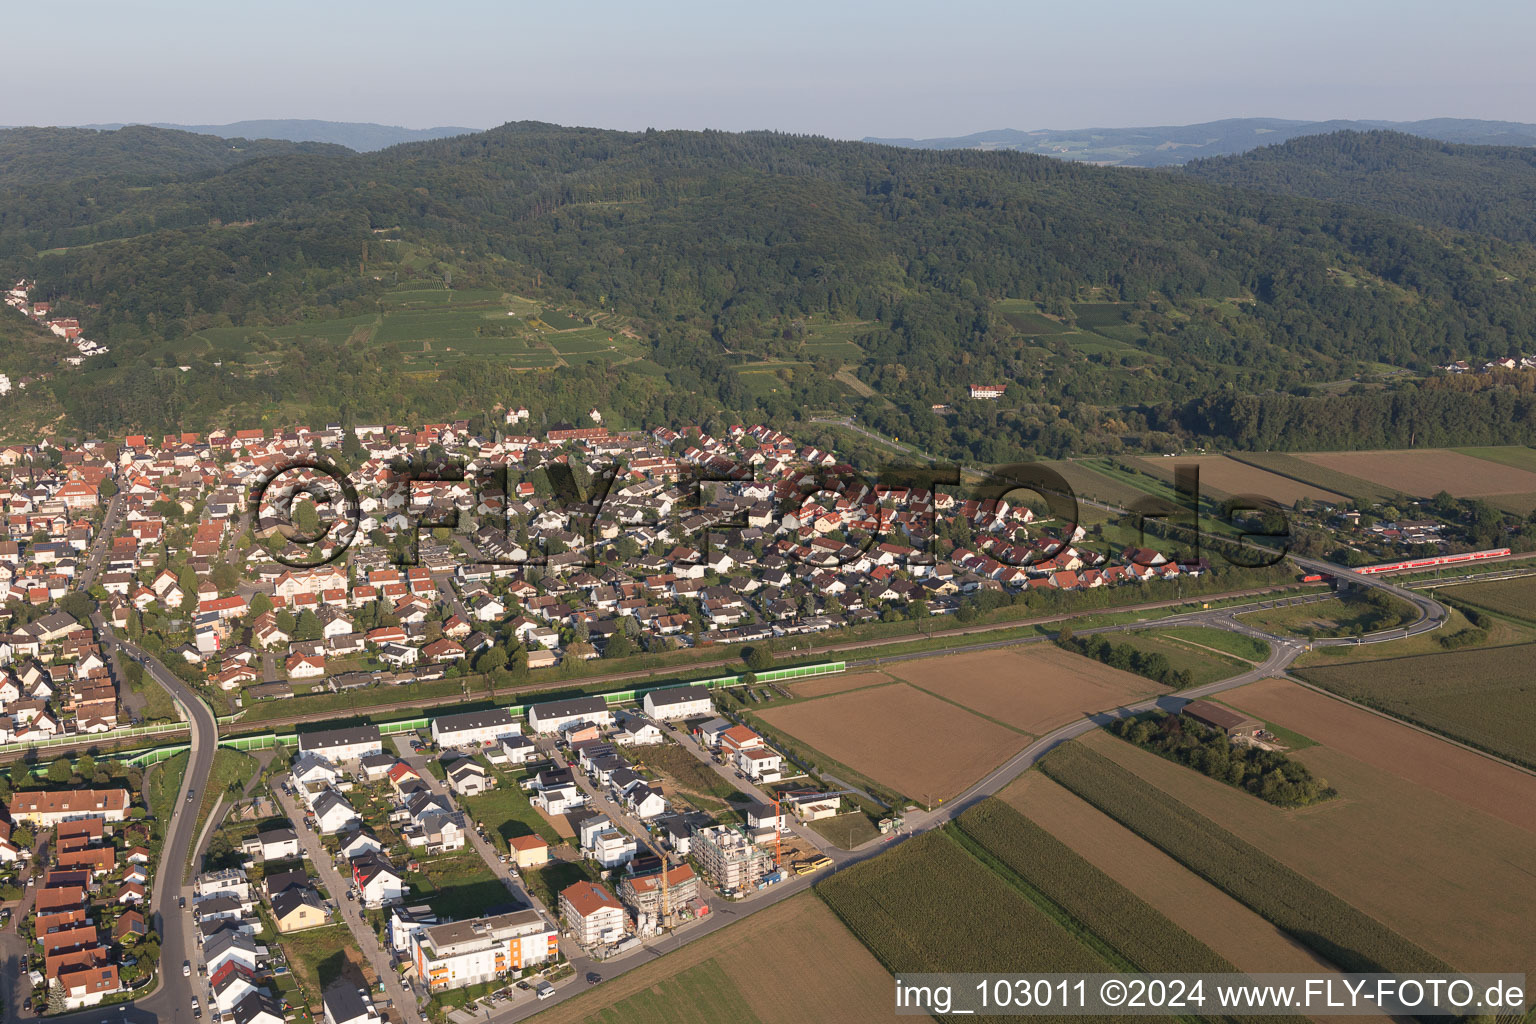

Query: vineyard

[815,831,1111,974]
[1038,742,1447,975]
[954,800,1236,976]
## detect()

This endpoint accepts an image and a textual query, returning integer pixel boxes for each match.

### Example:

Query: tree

[47,757,74,784]
[248,592,272,616]
[47,983,65,1014]
[473,646,508,674]
[743,645,775,672]
[74,754,97,780]
[603,630,635,659]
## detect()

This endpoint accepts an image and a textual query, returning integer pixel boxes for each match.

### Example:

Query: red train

[1353,547,1511,575]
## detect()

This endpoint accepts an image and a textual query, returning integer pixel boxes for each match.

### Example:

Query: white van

[535,981,555,1001]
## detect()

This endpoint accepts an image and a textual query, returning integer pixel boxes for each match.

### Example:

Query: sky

[8,0,1536,138]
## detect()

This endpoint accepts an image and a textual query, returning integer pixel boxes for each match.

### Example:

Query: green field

[146,751,190,844]
[816,830,1113,974]
[277,923,359,1009]
[402,851,511,920]
[1071,301,1135,330]
[539,308,587,329]
[526,859,602,914]
[995,300,1073,335]
[573,959,761,1024]
[1236,594,1415,638]
[1038,742,1447,975]
[1454,445,1536,474]
[1109,630,1249,688]
[460,773,567,849]
[1295,643,1536,768]
[954,799,1237,974]
[1155,626,1270,662]
[806,811,881,850]
[1441,574,1536,622]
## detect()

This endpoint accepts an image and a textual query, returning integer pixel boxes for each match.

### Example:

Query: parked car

[183,961,192,977]
[179,896,186,909]
[586,972,601,984]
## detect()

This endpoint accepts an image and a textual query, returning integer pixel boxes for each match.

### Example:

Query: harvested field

[1293,645,1536,770]
[1297,448,1536,497]
[1041,738,1448,975]
[884,644,1167,735]
[1077,727,1536,976]
[1226,677,1536,831]
[533,893,894,1024]
[998,773,1337,976]
[1228,452,1391,503]
[817,830,1111,974]
[790,670,896,698]
[758,683,1030,802]
[1135,455,1347,505]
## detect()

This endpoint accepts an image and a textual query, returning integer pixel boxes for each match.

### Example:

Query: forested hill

[1183,131,1536,244]
[0,125,349,187]
[6,122,1536,455]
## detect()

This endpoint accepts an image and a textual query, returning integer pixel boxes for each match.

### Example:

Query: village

[0,673,853,1020]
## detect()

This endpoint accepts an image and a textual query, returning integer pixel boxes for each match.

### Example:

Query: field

[817,830,1113,974]
[1134,454,1347,506]
[628,742,752,812]
[997,773,1339,977]
[758,683,1029,802]
[1039,738,1450,975]
[278,923,373,1011]
[1225,452,1392,503]
[1155,625,1270,662]
[1297,448,1536,498]
[1034,459,1168,509]
[531,893,894,1024]
[1230,677,1536,829]
[881,644,1169,734]
[1441,573,1536,622]
[789,670,892,698]
[1294,644,1536,769]
[1059,711,1536,977]
[955,798,1239,974]
[460,773,567,849]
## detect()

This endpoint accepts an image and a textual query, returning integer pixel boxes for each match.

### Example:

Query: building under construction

[692,825,774,892]
[618,863,699,918]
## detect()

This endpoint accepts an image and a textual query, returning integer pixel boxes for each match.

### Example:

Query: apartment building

[410,909,558,991]
[692,824,773,892]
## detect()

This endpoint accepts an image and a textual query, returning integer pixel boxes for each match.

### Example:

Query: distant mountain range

[864,118,1536,166]
[38,119,476,152]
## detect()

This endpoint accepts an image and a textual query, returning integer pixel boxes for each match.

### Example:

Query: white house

[257,826,301,862]
[641,685,713,721]
[430,708,519,749]
[526,695,612,734]
[312,790,361,834]
[298,725,382,763]
[351,852,408,909]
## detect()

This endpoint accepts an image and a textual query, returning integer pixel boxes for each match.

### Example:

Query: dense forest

[1183,130,1536,245]
[4,123,1536,456]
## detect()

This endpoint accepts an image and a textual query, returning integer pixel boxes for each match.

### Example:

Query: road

[73,493,124,592]
[8,623,220,1024]
[269,783,424,1022]
[484,552,1448,1020]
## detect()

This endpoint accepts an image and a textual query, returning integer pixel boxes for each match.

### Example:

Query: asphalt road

[51,624,220,1024]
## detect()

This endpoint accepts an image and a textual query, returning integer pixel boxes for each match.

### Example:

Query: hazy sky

[9,0,1534,137]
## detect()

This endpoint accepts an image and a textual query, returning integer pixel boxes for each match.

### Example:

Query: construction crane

[771,796,783,871]
[634,831,674,932]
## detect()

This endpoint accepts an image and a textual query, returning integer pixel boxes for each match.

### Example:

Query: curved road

[48,620,221,1024]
